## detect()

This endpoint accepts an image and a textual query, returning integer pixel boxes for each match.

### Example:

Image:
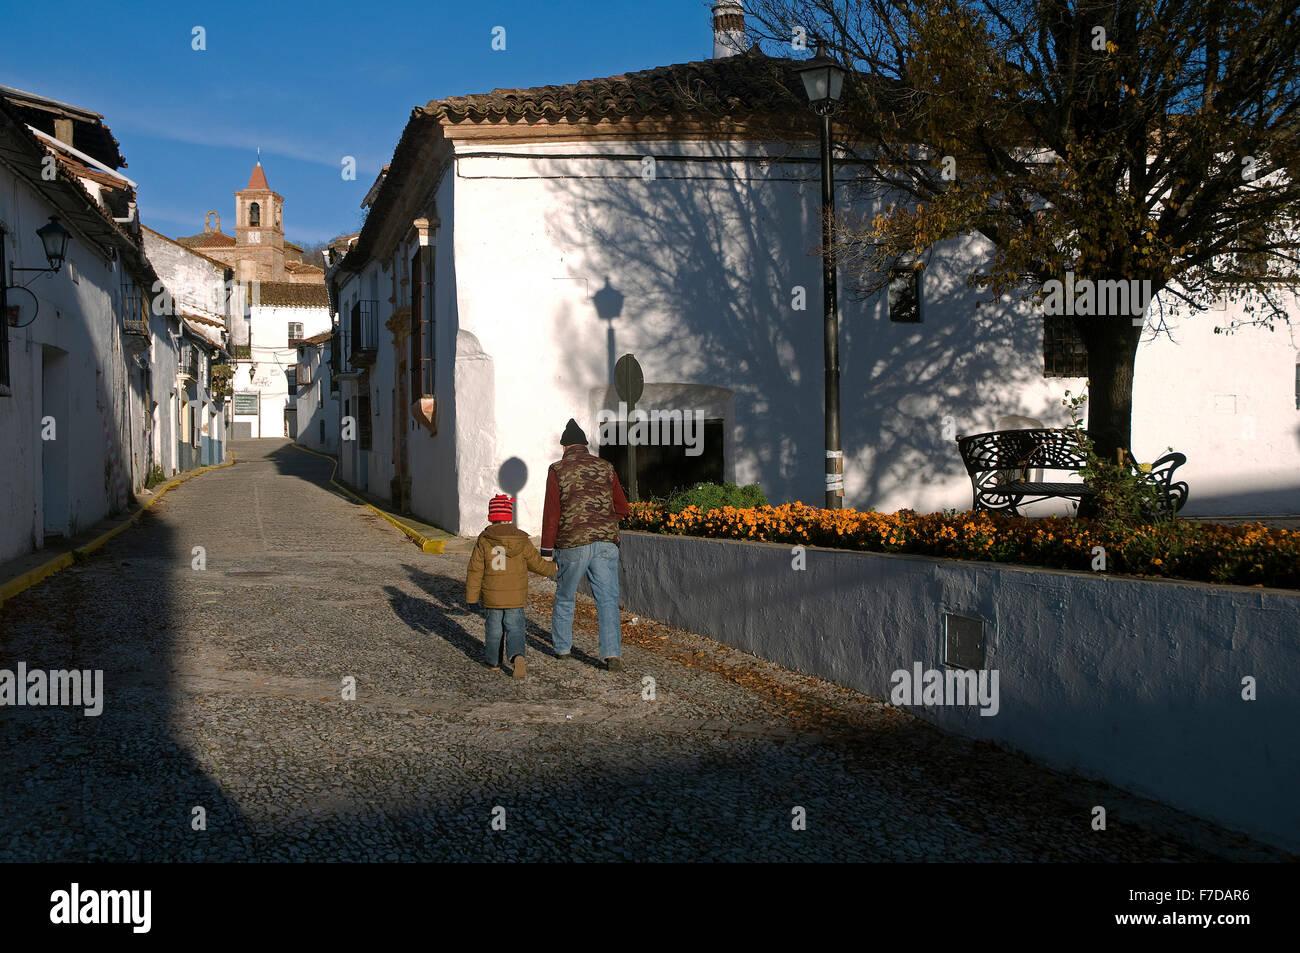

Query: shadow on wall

[540,147,1060,512]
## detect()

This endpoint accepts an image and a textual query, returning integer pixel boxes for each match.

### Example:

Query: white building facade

[230,288,331,439]
[294,330,339,453]
[0,88,201,563]
[324,46,1299,534]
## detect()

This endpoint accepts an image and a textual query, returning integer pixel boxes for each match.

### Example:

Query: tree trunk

[1079,319,1142,463]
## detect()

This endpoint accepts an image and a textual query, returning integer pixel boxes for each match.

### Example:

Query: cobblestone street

[0,440,1287,861]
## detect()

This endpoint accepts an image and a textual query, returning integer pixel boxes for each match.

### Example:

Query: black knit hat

[560,418,587,446]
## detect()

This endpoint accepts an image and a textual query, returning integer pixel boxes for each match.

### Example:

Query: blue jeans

[484,607,526,665]
[551,541,622,659]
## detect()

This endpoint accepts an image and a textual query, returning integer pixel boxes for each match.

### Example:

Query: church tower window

[249,202,261,227]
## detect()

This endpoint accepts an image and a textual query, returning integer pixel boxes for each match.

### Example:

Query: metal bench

[955,428,1188,518]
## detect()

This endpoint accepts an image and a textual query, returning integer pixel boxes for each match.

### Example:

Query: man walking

[541,418,630,670]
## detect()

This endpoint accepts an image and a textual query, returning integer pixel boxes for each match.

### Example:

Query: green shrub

[144,465,167,489]
[658,481,768,515]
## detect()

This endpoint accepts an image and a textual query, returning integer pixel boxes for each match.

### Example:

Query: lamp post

[3,216,74,336]
[795,46,846,509]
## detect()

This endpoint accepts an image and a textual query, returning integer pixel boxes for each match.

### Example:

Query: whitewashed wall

[441,140,1082,532]
[447,139,1298,524]
[347,137,1299,535]
[294,341,339,454]
[0,173,131,561]
[237,302,329,438]
[1134,296,1300,515]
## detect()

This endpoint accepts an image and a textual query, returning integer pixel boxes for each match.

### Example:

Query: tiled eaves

[0,97,161,295]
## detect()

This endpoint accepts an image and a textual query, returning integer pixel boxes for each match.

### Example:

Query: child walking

[465,494,557,678]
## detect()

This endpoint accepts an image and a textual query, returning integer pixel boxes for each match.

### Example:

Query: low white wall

[619,531,1300,850]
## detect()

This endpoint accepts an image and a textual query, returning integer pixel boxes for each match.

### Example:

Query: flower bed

[623,502,1300,590]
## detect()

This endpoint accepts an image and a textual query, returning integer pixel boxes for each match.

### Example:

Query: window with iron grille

[288,321,303,346]
[358,392,372,450]
[410,248,434,397]
[1043,314,1089,377]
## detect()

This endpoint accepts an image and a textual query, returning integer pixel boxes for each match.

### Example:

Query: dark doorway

[600,418,724,501]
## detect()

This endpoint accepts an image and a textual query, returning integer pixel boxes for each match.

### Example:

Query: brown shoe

[512,655,526,679]
[605,657,625,672]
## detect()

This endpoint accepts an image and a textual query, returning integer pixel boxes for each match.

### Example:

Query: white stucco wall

[341,136,1299,534]
[294,340,339,454]
[0,170,134,561]
[1133,297,1300,515]
[235,302,329,438]
[620,532,1300,850]
[444,140,1092,532]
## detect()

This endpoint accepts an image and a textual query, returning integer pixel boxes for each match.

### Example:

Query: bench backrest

[955,428,1088,479]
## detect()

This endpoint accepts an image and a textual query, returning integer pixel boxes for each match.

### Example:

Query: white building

[141,224,233,470]
[0,87,187,562]
[294,329,340,453]
[324,13,1299,533]
[230,283,332,438]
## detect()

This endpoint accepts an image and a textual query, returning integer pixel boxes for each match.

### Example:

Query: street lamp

[794,45,846,509]
[10,216,71,275]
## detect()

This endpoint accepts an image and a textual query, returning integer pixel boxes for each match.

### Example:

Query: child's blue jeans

[484,607,526,665]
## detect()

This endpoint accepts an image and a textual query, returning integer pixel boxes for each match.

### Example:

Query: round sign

[614,353,643,405]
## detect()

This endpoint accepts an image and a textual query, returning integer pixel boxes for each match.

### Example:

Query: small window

[1043,314,1089,377]
[358,392,372,450]
[288,322,303,346]
[888,266,921,323]
[249,202,261,227]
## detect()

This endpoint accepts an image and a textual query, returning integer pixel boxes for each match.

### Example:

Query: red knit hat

[488,494,514,522]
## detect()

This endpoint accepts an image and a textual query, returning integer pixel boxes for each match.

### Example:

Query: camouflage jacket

[540,446,630,555]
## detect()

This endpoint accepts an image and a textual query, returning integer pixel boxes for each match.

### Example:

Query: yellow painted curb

[289,442,448,554]
[0,454,236,608]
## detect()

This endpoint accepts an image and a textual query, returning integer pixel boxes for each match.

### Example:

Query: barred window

[1043,314,1088,377]
[409,247,434,398]
[358,392,372,450]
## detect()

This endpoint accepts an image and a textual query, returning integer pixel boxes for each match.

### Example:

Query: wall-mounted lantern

[14,216,72,275]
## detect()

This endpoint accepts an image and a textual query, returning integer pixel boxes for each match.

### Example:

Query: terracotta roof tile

[179,310,225,328]
[423,49,807,126]
[177,230,236,249]
[246,161,270,190]
[251,281,329,308]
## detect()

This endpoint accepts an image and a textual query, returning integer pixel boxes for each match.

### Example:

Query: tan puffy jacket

[465,523,557,609]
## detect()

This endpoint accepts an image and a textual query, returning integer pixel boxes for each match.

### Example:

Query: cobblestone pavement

[0,440,1288,862]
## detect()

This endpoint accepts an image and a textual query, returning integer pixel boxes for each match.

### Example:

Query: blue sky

[1,0,722,246]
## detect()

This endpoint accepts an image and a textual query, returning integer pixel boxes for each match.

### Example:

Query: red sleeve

[540,466,560,555]
[611,472,630,517]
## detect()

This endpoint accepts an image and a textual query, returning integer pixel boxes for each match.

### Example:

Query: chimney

[712,1,747,59]
[53,117,74,145]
